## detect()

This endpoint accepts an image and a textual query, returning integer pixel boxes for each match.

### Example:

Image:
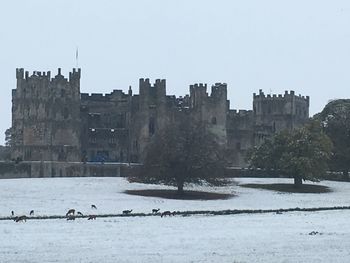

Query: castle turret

[188,82,227,145]
[190,83,208,108]
[253,89,309,144]
[134,78,168,157]
[11,68,81,162]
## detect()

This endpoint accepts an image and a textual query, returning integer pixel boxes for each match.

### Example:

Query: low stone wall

[0,161,140,179]
[0,162,293,179]
[1,162,347,181]
[0,161,32,179]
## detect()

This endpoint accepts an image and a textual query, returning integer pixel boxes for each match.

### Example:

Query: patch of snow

[0,177,350,262]
[0,177,348,217]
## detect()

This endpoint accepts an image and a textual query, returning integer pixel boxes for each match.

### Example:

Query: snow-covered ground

[0,177,350,262]
[0,177,349,217]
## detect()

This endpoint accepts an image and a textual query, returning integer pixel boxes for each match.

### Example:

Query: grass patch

[240,183,331,193]
[125,189,234,200]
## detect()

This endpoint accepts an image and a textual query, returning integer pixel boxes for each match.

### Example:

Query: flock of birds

[11,206,177,222]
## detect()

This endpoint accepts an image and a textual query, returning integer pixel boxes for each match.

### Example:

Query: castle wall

[10,68,310,170]
[80,90,131,162]
[226,110,255,167]
[0,161,138,178]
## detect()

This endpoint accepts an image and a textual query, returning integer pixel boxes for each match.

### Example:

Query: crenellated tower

[133,78,168,156]
[189,82,228,144]
[253,89,310,144]
[12,68,81,162]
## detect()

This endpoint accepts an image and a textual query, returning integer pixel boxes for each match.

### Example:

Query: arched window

[149,117,155,136]
[211,117,217,125]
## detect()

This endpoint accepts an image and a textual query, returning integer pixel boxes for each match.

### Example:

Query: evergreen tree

[314,99,350,179]
[247,121,332,187]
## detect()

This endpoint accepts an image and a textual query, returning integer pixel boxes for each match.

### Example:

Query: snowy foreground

[0,177,350,262]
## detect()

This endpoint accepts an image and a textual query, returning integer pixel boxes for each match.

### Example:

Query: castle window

[24,150,32,159]
[149,117,155,136]
[211,117,217,125]
[61,89,65,98]
[133,140,139,151]
[109,137,116,144]
[89,136,97,144]
[236,142,241,150]
[58,149,66,161]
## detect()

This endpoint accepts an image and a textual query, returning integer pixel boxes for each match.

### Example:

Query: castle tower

[253,89,310,143]
[11,68,81,162]
[189,83,228,145]
[133,78,168,156]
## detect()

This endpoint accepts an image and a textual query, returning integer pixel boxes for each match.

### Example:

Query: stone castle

[11,68,310,167]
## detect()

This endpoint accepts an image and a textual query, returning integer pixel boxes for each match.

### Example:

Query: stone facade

[11,68,310,167]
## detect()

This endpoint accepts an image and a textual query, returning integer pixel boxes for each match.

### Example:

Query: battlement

[253,89,309,102]
[15,68,80,83]
[139,78,151,87]
[155,79,166,86]
[139,78,166,100]
[212,82,227,89]
[190,83,207,90]
[253,89,309,118]
[81,89,129,101]
[211,83,227,98]
[69,68,81,81]
[139,78,166,88]
[189,83,208,99]
[16,68,51,80]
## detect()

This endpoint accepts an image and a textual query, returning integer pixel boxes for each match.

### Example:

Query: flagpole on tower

[75,47,79,68]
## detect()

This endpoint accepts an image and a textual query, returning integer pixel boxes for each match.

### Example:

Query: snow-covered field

[0,177,350,262]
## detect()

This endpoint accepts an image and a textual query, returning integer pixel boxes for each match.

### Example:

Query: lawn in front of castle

[0,177,349,262]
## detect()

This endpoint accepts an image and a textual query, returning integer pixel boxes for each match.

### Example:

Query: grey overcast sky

[1,0,349,145]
